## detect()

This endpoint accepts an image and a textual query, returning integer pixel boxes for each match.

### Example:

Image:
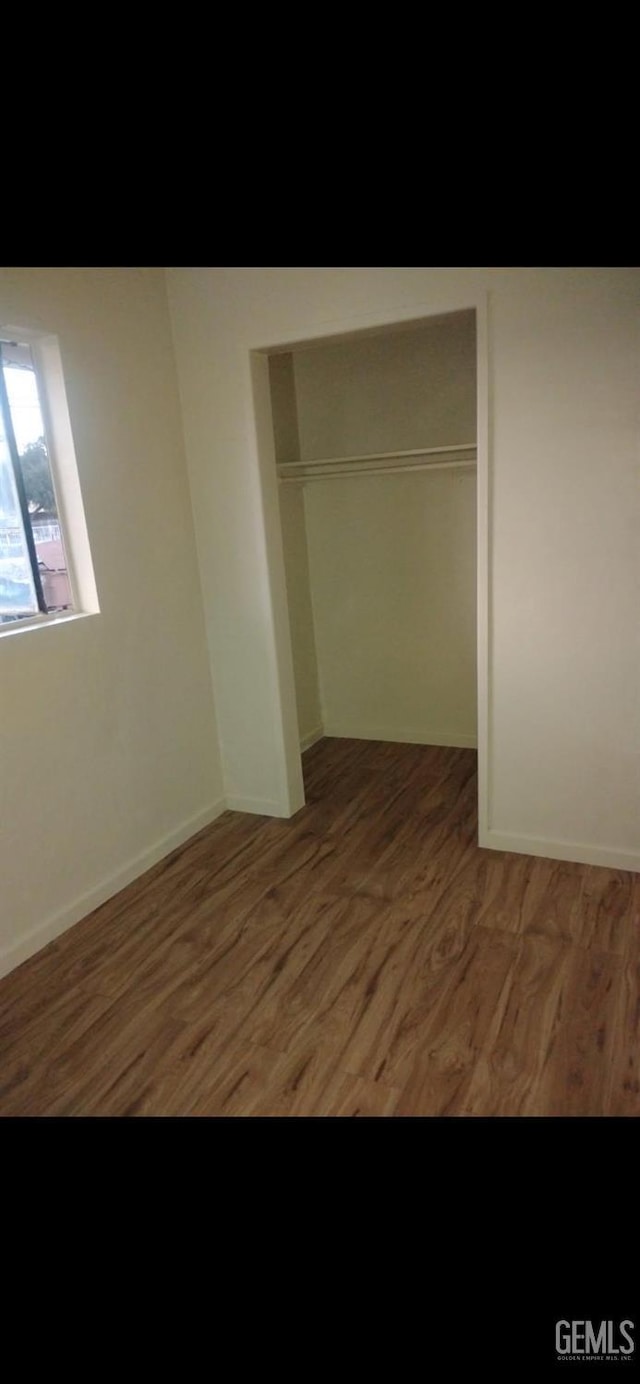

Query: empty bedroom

[0,265,637,1116]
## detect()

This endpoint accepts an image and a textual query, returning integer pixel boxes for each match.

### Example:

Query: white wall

[269,353,322,747]
[0,267,224,976]
[166,267,640,872]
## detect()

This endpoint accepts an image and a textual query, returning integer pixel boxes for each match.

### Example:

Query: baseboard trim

[481,827,640,874]
[0,798,227,982]
[225,794,290,817]
[322,723,478,749]
[300,725,324,752]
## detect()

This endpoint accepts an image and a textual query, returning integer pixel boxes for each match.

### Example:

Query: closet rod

[277,442,476,471]
[279,458,476,483]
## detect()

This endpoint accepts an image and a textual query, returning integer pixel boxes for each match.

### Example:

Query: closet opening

[251,302,488,841]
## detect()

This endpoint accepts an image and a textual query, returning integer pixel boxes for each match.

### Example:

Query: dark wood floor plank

[532,948,625,1116]
[576,866,638,955]
[459,933,575,1115]
[598,890,640,1117]
[136,1040,277,1119]
[346,863,513,1089]
[394,928,519,1115]
[520,858,587,944]
[0,987,116,1112]
[210,1037,350,1119]
[239,892,389,1053]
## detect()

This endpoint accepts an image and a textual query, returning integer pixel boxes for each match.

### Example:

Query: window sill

[0,609,98,641]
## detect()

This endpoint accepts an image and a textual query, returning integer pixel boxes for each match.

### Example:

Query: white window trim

[0,322,100,637]
[0,609,94,639]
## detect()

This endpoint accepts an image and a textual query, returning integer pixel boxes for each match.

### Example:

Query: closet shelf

[277,442,477,483]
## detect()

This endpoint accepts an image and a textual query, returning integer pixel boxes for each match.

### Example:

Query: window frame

[0,347,50,617]
[0,323,99,637]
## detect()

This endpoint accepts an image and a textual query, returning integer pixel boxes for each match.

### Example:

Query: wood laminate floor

[0,738,638,1117]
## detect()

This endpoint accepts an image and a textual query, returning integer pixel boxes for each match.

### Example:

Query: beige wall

[166,267,640,872]
[0,267,224,976]
[278,484,322,745]
[293,310,476,459]
[304,470,477,745]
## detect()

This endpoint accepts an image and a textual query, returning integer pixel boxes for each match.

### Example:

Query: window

[0,338,74,624]
[0,332,95,630]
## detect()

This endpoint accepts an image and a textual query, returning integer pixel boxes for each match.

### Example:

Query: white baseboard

[322,723,478,749]
[481,827,640,875]
[0,798,227,982]
[300,725,324,752]
[225,794,290,817]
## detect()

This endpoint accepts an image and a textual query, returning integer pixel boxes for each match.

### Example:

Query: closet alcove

[267,309,478,792]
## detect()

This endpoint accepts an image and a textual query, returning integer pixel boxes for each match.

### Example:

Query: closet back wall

[285,314,478,747]
[294,313,476,459]
[305,471,477,745]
